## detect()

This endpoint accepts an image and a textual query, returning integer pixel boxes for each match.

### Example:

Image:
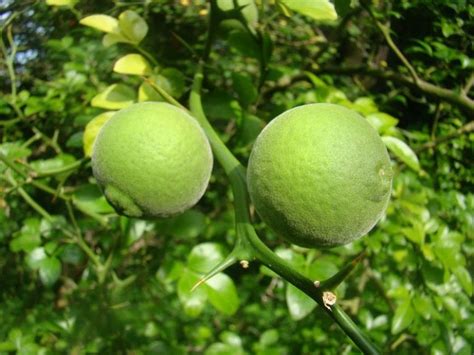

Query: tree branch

[415,120,474,153]
[263,67,474,117]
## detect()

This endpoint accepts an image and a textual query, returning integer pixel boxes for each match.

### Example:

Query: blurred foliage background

[0,0,472,354]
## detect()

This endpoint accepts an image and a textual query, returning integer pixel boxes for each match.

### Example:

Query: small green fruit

[247,103,392,248]
[92,102,213,218]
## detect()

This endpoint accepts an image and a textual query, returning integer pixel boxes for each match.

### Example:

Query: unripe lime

[247,103,392,248]
[92,102,213,218]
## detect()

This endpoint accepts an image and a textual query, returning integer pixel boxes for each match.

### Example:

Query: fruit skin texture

[247,103,392,248]
[92,102,213,218]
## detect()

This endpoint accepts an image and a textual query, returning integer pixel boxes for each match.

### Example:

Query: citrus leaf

[382,136,420,171]
[118,10,148,44]
[177,269,207,317]
[10,218,41,253]
[83,111,116,157]
[278,0,338,21]
[102,33,131,47]
[80,15,120,34]
[113,54,152,76]
[26,247,47,270]
[39,257,62,287]
[205,273,240,315]
[391,300,415,334]
[366,112,399,134]
[232,72,257,108]
[286,284,316,320]
[91,84,135,109]
[46,0,78,6]
[187,243,226,274]
[453,266,472,296]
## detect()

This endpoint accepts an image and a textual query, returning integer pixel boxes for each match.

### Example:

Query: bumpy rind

[247,103,392,248]
[92,102,213,218]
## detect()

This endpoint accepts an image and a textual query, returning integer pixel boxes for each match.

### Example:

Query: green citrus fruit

[92,102,213,218]
[247,103,392,248]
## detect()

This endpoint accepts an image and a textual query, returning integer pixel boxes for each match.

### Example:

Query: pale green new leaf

[91,84,135,110]
[46,0,78,6]
[113,54,152,76]
[83,111,116,157]
[279,0,337,21]
[382,136,420,171]
[80,15,120,34]
[118,10,148,44]
[102,33,131,47]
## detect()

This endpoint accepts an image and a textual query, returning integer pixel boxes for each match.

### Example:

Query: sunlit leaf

[187,243,226,274]
[80,15,120,34]
[113,54,152,76]
[382,136,420,171]
[91,84,135,109]
[286,284,316,320]
[118,10,148,44]
[83,111,116,157]
[39,257,62,287]
[278,0,337,21]
[391,300,415,334]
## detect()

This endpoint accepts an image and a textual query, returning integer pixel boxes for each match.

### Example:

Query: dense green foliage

[0,0,472,353]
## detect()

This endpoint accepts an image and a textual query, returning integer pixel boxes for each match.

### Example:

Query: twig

[262,67,474,116]
[362,2,419,84]
[415,120,474,153]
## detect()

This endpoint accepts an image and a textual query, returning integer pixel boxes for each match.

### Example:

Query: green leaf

[259,329,279,346]
[232,72,257,108]
[401,220,425,245]
[39,257,62,286]
[91,84,135,109]
[46,0,78,6]
[118,10,148,44]
[10,218,41,253]
[228,30,260,58]
[187,243,226,274]
[73,184,115,214]
[286,284,316,320]
[166,210,207,239]
[366,112,399,134]
[453,266,472,296]
[177,270,207,317]
[278,0,338,21]
[113,54,152,76]
[205,343,245,355]
[80,15,120,34]
[382,136,420,171]
[205,273,240,315]
[29,153,76,180]
[25,247,47,270]
[352,97,379,116]
[138,69,185,102]
[83,111,116,157]
[391,300,415,334]
[102,33,131,47]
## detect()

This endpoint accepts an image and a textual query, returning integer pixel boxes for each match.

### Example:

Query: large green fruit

[247,103,392,248]
[92,102,213,218]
